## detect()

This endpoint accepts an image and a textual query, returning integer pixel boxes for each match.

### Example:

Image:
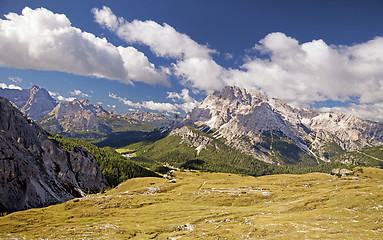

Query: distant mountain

[38,99,109,136]
[38,98,172,146]
[182,86,383,165]
[127,111,169,122]
[0,85,57,120]
[0,97,108,213]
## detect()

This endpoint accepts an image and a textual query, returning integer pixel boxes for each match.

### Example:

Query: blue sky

[0,0,382,121]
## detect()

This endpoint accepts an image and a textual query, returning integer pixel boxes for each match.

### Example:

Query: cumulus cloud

[317,103,383,123]
[0,82,22,90]
[93,6,225,91]
[226,33,383,107]
[167,88,199,112]
[109,92,180,114]
[0,7,168,85]
[49,91,76,101]
[70,89,91,98]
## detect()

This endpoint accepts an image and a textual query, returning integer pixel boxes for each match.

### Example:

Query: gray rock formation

[0,85,57,120]
[184,86,383,164]
[127,111,168,122]
[38,99,109,134]
[0,97,108,213]
[170,126,212,155]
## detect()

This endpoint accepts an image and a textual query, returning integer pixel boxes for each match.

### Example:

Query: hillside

[1,168,382,239]
[0,97,108,213]
[49,134,159,187]
[331,145,383,167]
[183,86,383,164]
[127,126,346,176]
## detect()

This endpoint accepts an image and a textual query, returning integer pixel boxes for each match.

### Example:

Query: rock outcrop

[170,126,213,155]
[0,85,57,120]
[127,111,168,122]
[0,97,108,213]
[184,86,383,164]
[38,99,109,134]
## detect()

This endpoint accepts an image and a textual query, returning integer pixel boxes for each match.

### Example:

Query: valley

[1,85,383,239]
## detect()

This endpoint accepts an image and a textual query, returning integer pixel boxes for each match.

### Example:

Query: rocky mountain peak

[0,85,57,120]
[0,97,108,212]
[40,98,109,134]
[184,85,383,164]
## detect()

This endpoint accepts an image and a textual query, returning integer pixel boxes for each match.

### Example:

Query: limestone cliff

[0,97,108,213]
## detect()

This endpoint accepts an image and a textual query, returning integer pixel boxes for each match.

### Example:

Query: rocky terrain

[38,99,109,134]
[0,85,57,120]
[0,97,108,213]
[127,110,169,122]
[169,126,213,155]
[182,86,383,164]
[1,168,382,239]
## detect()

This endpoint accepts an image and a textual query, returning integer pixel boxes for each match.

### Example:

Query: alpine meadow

[1,1,383,239]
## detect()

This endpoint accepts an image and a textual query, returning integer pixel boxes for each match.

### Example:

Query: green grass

[331,145,383,167]
[1,167,382,239]
[126,128,349,177]
[97,116,156,133]
[49,134,159,187]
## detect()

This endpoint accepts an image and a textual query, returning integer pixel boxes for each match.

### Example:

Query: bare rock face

[0,85,57,120]
[0,97,108,213]
[39,99,108,134]
[170,126,212,155]
[184,86,383,163]
[127,111,169,122]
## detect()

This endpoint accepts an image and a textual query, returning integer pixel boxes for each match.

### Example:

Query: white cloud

[0,7,168,85]
[94,7,383,121]
[109,92,180,114]
[49,91,76,101]
[93,6,224,91]
[8,76,22,83]
[317,103,383,123]
[225,33,383,107]
[0,82,22,90]
[70,89,91,98]
[167,88,199,112]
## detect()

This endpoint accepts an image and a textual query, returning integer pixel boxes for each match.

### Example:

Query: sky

[0,0,382,121]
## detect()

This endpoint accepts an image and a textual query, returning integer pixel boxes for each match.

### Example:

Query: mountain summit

[184,86,383,164]
[0,85,57,120]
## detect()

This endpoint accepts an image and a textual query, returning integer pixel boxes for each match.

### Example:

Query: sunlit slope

[1,168,383,239]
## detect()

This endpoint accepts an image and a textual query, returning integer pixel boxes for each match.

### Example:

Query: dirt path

[356,150,383,162]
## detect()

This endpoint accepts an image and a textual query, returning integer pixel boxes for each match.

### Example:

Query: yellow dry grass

[1,167,383,239]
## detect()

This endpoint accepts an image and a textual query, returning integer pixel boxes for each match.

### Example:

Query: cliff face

[0,97,108,213]
[0,85,57,120]
[184,86,383,164]
[38,99,108,134]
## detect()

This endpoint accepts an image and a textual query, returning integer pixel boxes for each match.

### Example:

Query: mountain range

[0,85,171,143]
[182,86,383,164]
[1,84,383,214]
[1,85,382,167]
[0,85,57,120]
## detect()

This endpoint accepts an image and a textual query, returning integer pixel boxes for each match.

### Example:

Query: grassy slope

[1,167,382,239]
[127,130,348,176]
[49,134,159,187]
[331,145,383,167]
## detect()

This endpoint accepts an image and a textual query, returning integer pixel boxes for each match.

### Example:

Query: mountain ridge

[183,86,383,164]
[0,85,57,120]
[0,97,109,212]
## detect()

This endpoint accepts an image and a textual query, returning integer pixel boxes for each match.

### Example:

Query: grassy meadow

[1,167,383,239]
